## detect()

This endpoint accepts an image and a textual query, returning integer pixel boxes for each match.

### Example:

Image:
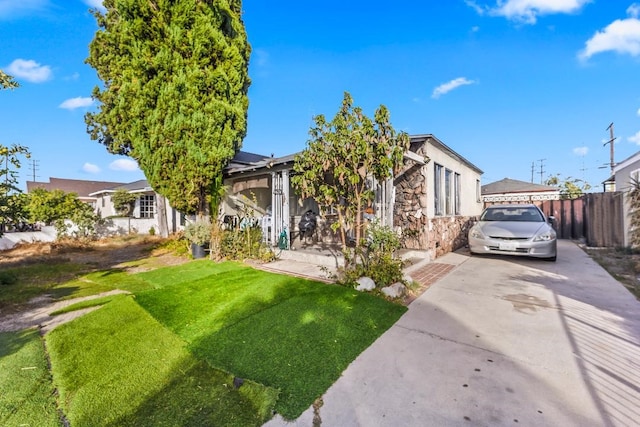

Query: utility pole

[531,162,535,183]
[29,159,39,182]
[538,158,546,184]
[604,123,616,175]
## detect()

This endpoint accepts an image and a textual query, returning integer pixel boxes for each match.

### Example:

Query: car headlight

[533,229,556,242]
[469,227,485,239]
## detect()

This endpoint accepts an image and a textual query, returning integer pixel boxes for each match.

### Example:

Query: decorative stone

[381,282,406,298]
[355,276,376,291]
[402,273,413,283]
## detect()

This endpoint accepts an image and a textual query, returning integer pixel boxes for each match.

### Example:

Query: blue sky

[2,1,640,191]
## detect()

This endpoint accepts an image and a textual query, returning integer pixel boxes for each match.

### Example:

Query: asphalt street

[265,240,640,426]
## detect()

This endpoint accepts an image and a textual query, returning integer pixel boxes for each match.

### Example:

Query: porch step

[277,247,344,269]
[276,247,431,270]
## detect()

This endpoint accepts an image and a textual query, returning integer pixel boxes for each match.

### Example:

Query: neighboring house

[27,177,184,236]
[26,177,126,210]
[90,179,184,235]
[222,134,484,259]
[482,178,560,206]
[612,150,640,246]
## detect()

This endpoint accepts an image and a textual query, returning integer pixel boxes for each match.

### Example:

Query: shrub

[339,220,404,289]
[0,270,18,286]
[184,222,212,246]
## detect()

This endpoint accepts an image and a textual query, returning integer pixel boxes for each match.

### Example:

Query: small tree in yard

[27,189,99,238]
[85,0,251,222]
[111,189,137,216]
[545,174,591,200]
[292,92,409,276]
[627,177,640,248]
[0,144,30,236]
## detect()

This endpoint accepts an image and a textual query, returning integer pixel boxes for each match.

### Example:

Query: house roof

[26,177,127,199]
[229,151,271,167]
[88,179,153,196]
[225,135,483,176]
[613,150,640,173]
[410,134,484,174]
[225,152,297,175]
[482,178,559,195]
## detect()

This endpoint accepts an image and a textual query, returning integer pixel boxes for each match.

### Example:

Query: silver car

[468,204,557,261]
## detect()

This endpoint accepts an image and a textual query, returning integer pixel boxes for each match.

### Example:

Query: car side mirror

[547,216,555,224]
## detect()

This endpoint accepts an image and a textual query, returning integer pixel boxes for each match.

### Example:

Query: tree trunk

[155,192,169,237]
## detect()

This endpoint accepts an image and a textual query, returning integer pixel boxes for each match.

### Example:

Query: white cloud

[59,97,94,110]
[573,146,589,156]
[579,6,640,60]
[0,0,48,19]
[469,0,591,24]
[432,77,476,99]
[109,158,139,172]
[465,0,486,16]
[629,131,640,145]
[82,163,101,174]
[6,58,51,83]
[637,107,640,116]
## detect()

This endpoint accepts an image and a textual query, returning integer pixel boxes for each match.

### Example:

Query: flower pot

[191,243,207,259]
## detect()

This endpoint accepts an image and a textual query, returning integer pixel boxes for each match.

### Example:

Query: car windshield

[481,207,544,222]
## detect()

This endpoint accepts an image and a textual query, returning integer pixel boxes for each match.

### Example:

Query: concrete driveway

[265,240,640,426]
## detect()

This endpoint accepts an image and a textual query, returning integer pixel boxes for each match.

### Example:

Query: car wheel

[546,255,557,262]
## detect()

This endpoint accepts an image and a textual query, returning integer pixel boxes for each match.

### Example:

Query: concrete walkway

[264,240,640,426]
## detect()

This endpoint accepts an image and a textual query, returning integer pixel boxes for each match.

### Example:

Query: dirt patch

[0,290,130,334]
[0,236,190,332]
[0,236,187,270]
[584,246,640,300]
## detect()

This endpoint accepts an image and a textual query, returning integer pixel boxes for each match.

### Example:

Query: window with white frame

[139,195,155,218]
[435,164,463,216]
[476,179,481,203]
[445,169,453,215]
[455,173,461,215]
[631,168,640,184]
[434,163,443,215]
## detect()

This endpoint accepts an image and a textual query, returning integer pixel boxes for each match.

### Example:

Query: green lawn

[2,260,407,425]
[0,330,59,427]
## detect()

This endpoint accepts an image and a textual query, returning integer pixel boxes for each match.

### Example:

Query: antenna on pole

[604,122,616,175]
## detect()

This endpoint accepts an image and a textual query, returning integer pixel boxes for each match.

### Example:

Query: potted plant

[184,221,212,259]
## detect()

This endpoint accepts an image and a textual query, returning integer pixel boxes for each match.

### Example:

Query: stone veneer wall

[393,142,475,259]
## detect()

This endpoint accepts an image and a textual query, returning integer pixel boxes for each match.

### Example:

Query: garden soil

[0,237,189,334]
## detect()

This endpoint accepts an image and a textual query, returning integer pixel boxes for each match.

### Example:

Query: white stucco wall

[0,226,57,250]
[423,141,483,219]
[614,157,640,247]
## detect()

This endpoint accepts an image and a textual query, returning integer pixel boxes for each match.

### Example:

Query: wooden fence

[485,192,625,247]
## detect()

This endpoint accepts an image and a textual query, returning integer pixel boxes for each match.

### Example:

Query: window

[455,173,461,215]
[139,195,155,218]
[434,164,443,215]
[445,169,452,215]
[476,179,481,203]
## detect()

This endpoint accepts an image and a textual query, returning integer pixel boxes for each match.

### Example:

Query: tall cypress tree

[86,0,251,217]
